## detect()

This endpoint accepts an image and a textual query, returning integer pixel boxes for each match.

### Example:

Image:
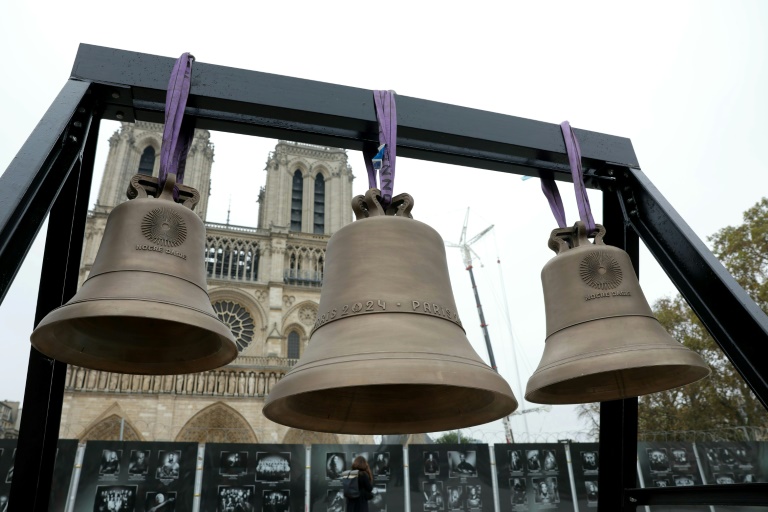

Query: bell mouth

[264,383,517,435]
[526,363,712,405]
[31,299,238,374]
[525,317,711,404]
[263,313,518,434]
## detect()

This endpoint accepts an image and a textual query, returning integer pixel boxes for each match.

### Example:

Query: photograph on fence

[636,441,708,512]
[202,443,305,512]
[695,441,766,485]
[494,443,573,511]
[73,440,197,512]
[568,443,599,511]
[310,444,404,512]
[412,444,492,512]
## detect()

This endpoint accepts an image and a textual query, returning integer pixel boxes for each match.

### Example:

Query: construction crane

[445,208,548,443]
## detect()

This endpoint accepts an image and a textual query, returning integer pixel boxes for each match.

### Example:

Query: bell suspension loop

[159,52,195,199]
[362,90,397,209]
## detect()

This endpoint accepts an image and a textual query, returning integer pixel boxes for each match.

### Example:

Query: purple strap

[363,90,397,208]
[158,53,195,197]
[540,177,567,228]
[540,121,596,233]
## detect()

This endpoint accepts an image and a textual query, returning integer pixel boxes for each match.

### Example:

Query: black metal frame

[1,43,766,510]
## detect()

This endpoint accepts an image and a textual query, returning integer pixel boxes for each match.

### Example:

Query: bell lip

[30,299,238,375]
[524,362,711,405]
[263,383,519,435]
[263,310,517,433]
[525,314,711,404]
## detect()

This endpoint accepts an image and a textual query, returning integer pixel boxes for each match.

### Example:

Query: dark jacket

[345,471,373,512]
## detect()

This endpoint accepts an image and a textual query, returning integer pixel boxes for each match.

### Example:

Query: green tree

[578,198,768,438]
[433,431,482,444]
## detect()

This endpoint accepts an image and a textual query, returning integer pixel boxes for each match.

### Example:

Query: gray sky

[1,1,766,442]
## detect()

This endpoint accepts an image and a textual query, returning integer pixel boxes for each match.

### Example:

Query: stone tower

[61,124,365,445]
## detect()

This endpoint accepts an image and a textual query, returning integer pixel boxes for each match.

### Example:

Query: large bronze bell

[525,221,710,404]
[263,189,518,434]
[30,174,238,374]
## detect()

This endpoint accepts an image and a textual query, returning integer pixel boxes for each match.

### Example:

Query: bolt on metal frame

[1,44,766,511]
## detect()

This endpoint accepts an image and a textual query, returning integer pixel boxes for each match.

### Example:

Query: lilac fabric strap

[540,177,567,228]
[158,53,195,195]
[540,121,596,233]
[363,90,397,208]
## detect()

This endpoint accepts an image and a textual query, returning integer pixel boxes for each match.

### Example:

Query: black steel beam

[616,167,768,410]
[598,189,640,512]
[0,79,92,304]
[70,43,638,182]
[9,111,99,510]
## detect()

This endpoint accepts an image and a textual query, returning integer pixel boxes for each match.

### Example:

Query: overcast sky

[1,1,766,442]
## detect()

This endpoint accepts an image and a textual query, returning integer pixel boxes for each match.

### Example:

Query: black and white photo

[372,452,390,478]
[220,451,248,477]
[580,451,598,473]
[671,448,689,466]
[423,481,444,511]
[99,450,122,476]
[542,450,558,472]
[465,484,481,511]
[646,448,670,472]
[510,478,526,507]
[256,452,290,482]
[144,491,176,512]
[263,489,290,512]
[526,450,541,472]
[326,489,344,512]
[326,453,346,480]
[93,484,136,511]
[446,485,463,511]
[424,452,440,475]
[156,450,181,480]
[217,485,255,512]
[673,475,695,486]
[508,450,523,473]
[448,451,477,478]
[585,480,598,503]
[533,477,559,505]
[714,473,736,485]
[370,484,387,512]
[128,450,150,477]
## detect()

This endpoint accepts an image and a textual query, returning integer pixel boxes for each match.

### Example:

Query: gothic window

[205,238,259,281]
[314,174,325,234]
[213,300,255,352]
[291,170,303,231]
[287,331,301,359]
[138,146,155,176]
[289,253,297,279]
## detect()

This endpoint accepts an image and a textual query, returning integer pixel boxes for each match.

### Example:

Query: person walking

[344,455,374,512]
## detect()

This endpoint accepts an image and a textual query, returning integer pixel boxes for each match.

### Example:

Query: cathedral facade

[59,122,369,445]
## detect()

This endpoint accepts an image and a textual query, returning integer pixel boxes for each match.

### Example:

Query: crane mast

[446,209,516,443]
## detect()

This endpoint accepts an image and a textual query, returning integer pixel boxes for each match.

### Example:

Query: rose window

[213,300,255,352]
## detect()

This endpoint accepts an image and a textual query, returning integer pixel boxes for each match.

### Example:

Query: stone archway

[81,414,143,441]
[175,402,258,444]
[282,428,340,445]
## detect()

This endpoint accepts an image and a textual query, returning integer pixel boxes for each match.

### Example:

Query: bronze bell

[263,189,518,434]
[525,221,710,404]
[30,173,238,374]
